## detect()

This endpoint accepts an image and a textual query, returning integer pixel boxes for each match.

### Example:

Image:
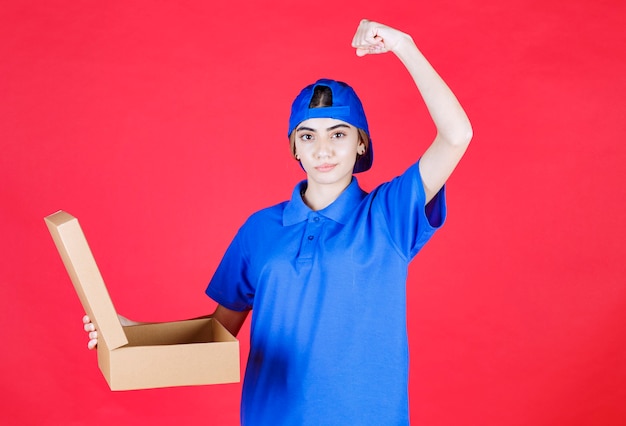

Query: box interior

[123,319,230,347]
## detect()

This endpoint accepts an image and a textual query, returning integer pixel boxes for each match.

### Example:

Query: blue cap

[288,79,373,173]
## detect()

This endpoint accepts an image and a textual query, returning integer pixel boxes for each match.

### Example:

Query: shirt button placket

[299,214,323,260]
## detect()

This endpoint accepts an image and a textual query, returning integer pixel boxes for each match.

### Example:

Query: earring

[295,154,300,161]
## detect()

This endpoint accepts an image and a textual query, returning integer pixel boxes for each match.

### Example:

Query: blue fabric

[288,79,370,138]
[206,160,446,425]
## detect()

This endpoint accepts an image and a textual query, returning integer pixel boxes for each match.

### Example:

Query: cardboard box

[45,210,240,391]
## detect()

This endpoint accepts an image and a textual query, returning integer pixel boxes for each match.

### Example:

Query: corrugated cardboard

[45,210,240,391]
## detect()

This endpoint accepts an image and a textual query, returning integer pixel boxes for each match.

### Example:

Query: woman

[84,19,472,425]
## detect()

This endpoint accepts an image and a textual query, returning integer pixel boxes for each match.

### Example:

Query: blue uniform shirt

[206,160,446,425]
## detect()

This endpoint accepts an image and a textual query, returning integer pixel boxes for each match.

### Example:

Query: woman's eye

[332,132,345,139]
[300,134,314,141]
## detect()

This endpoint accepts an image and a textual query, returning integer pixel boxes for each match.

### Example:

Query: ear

[357,141,366,155]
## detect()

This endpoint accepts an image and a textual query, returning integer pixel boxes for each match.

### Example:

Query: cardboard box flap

[45,211,128,350]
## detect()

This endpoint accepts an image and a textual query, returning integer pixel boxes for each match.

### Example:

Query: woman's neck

[302,178,352,211]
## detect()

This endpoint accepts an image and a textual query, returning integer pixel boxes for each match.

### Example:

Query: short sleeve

[371,160,447,260]
[205,231,255,311]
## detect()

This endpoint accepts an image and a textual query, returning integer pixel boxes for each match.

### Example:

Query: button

[313,217,320,222]
[307,235,314,241]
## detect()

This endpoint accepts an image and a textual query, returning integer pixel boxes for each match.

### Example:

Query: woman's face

[294,117,365,188]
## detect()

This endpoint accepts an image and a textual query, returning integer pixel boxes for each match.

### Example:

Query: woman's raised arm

[352,19,473,202]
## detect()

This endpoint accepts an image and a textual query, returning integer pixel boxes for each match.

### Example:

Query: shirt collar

[283,178,367,226]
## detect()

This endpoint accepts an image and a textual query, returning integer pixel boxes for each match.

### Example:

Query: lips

[315,163,337,172]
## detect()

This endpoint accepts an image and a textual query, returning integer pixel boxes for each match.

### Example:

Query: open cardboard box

[45,210,240,391]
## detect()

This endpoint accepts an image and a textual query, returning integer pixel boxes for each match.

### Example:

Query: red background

[2,1,625,425]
